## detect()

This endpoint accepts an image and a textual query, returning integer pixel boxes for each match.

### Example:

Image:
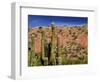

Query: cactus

[39,27,48,65]
[50,22,56,65]
[41,31,45,59]
[29,33,35,66]
[57,33,62,65]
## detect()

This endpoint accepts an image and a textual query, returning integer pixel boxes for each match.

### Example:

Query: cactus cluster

[28,23,88,66]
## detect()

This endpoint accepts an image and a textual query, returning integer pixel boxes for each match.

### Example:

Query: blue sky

[28,15,88,28]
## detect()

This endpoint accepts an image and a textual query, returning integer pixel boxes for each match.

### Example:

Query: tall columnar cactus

[41,31,45,60]
[39,27,48,65]
[50,22,56,65]
[30,33,35,66]
[57,32,62,65]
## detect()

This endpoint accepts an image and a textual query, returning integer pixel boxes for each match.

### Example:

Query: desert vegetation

[28,23,88,66]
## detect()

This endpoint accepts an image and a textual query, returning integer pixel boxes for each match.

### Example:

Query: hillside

[28,25,88,66]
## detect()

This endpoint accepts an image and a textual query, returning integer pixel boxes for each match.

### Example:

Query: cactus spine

[50,22,56,65]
